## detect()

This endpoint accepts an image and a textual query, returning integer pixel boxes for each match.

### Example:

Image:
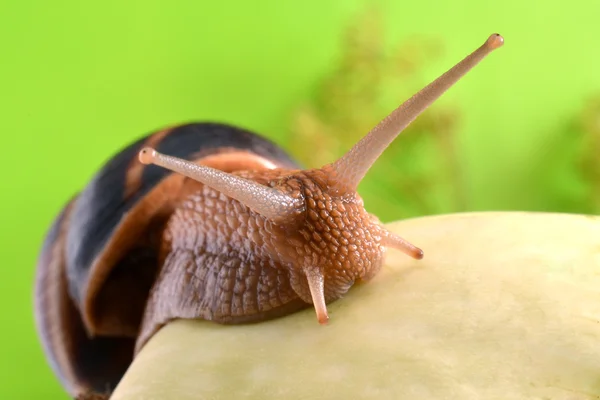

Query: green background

[2,0,600,398]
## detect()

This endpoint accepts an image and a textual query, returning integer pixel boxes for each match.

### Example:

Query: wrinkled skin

[137,167,387,353]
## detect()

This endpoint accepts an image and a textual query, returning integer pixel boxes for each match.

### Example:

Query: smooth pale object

[111,212,600,400]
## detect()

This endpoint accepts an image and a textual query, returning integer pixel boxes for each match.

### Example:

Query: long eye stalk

[331,34,504,191]
[138,148,301,222]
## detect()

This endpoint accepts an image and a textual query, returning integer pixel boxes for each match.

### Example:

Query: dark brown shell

[34,122,300,397]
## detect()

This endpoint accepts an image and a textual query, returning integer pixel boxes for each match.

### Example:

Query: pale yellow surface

[111,212,600,400]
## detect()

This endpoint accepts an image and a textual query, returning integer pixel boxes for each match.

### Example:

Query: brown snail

[33,34,504,399]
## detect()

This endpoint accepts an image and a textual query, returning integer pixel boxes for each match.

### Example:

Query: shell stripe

[66,122,300,310]
[34,199,135,397]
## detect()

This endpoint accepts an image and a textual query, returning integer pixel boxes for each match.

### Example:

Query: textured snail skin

[137,167,386,353]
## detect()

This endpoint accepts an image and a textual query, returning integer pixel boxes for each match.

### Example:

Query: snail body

[34,123,300,398]
[33,34,503,399]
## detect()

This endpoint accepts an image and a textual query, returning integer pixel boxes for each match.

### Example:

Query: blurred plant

[577,95,600,213]
[288,6,464,222]
[534,94,600,215]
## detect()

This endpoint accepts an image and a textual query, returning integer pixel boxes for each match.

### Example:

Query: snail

[33,34,503,399]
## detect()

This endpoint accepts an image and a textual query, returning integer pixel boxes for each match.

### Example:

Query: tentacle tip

[138,147,157,164]
[485,33,504,50]
[413,248,424,260]
[317,313,330,325]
